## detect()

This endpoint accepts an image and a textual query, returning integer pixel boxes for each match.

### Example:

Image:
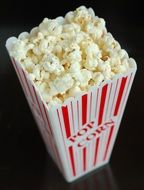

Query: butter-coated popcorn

[9,6,133,109]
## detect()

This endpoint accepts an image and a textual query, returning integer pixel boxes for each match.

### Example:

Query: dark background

[0,0,144,189]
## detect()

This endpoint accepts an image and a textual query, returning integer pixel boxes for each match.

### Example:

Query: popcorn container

[6,37,137,182]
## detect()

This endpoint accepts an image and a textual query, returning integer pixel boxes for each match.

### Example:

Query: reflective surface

[0,1,144,189]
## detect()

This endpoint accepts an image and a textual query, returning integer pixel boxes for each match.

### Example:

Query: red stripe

[62,106,71,138]
[82,94,88,125]
[95,89,99,118]
[83,147,87,171]
[42,103,53,136]
[98,84,108,125]
[103,125,114,161]
[89,92,92,121]
[93,137,100,166]
[69,146,76,176]
[114,77,128,116]
[22,70,35,103]
[71,102,75,133]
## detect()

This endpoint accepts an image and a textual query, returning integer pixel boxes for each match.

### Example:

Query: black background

[0,0,144,189]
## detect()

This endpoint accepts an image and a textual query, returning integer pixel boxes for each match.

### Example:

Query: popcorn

[97,60,112,79]
[29,73,36,81]
[42,54,64,75]
[39,18,63,36]
[49,74,74,95]
[30,27,39,37]
[33,65,41,80]
[63,43,82,63]
[9,40,34,61]
[88,8,95,18]
[30,32,44,44]
[37,82,47,94]
[72,69,92,88]
[69,61,81,73]
[22,57,35,72]
[65,11,74,23]
[9,6,133,110]
[85,22,104,40]
[39,39,49,54]
[47,97,62,110]
[55,16,65,25]
[73,6,92,26]
[82,42,102,70]
[112,58,130,74]
[68,86,82,97]
[63,23,81,34]
[118,49,128,59]
[92,72,104,85]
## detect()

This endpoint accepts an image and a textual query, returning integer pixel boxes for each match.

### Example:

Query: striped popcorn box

[6,37,137,182]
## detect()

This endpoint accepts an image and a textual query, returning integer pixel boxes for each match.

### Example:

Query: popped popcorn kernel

[92,72,104,85]
[49,73,74,95]
[42,54,64,75]
[9,6,133,110]
[72,69,92,88]
[68,86,82,97]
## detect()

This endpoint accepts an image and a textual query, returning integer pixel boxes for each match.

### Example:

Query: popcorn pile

[9,6,134,109]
